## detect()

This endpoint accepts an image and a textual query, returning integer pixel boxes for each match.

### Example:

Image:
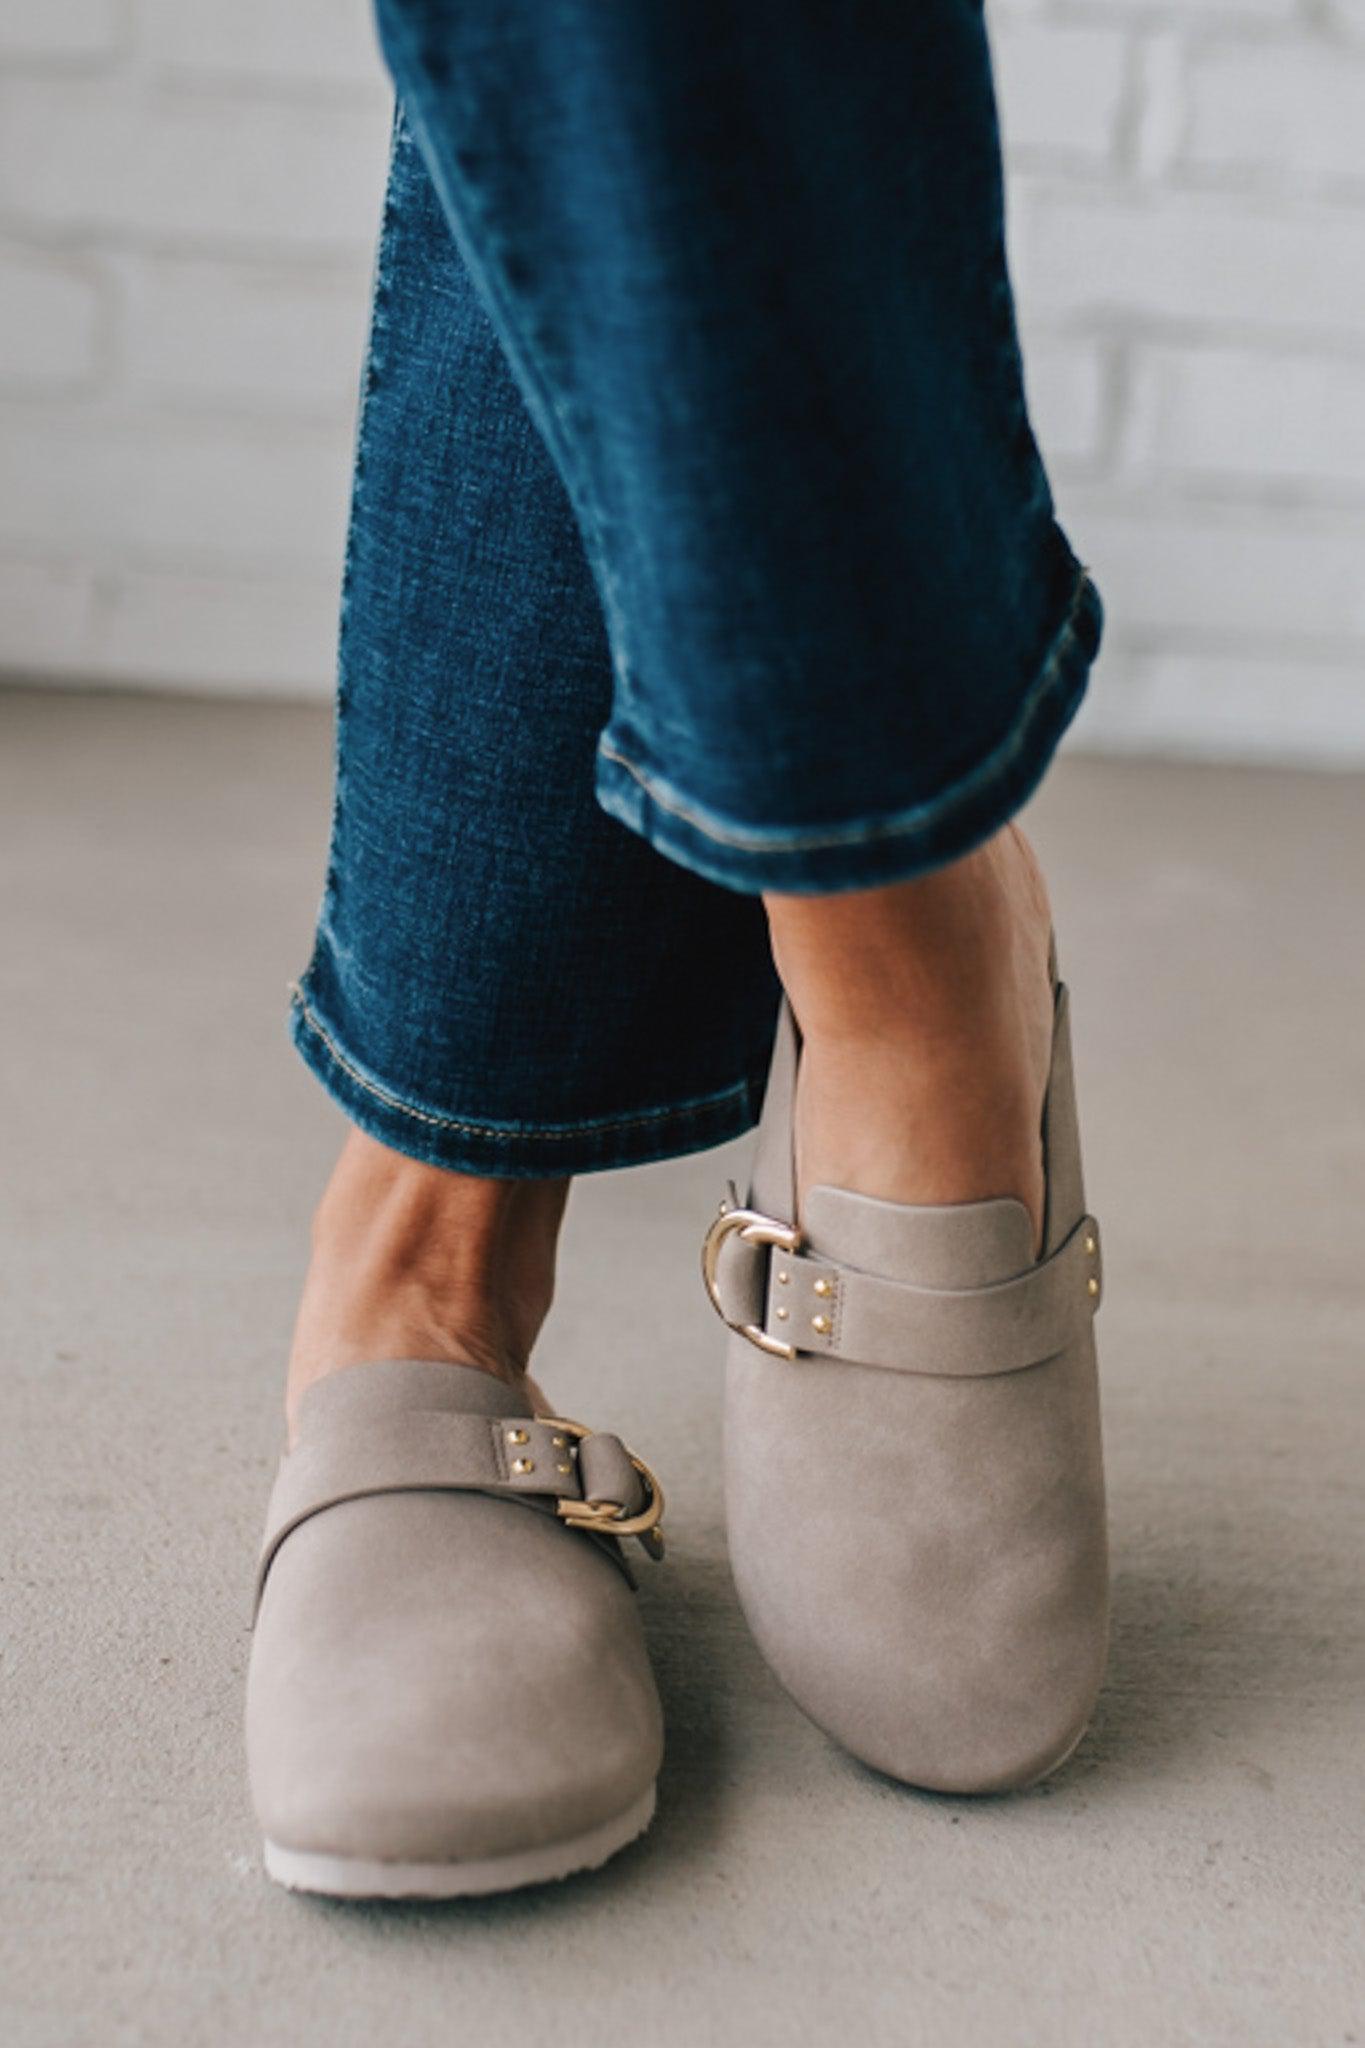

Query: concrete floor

[1,685,1362,2048]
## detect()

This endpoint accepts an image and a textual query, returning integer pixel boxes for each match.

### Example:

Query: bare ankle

[286,1131,569,1428]
[765,825,1050,1043]
[764,824,1055,1247]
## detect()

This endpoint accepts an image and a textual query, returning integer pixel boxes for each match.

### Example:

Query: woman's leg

[351,3,1108,1805]
[253,109,791,1892]
[372,0,1101,898]
[767,824,1056,1251]
[365,0,1099,1245]
[249,8,1109,1891]
[285,108,779,1425]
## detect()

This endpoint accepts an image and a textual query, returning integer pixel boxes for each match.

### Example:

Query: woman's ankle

[286,1129,569,1431]
[763,824,1055,1245]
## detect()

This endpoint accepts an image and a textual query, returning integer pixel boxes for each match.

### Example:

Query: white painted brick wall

[1126,347,1365,491]
[0,0,1362,761]
[1182,41,1365,192]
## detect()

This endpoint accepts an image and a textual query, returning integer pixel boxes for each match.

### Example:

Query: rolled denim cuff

[288,980,772,1178]
[594,570,1103,898]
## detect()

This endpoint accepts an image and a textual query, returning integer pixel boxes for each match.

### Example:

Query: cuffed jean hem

[288,981,771,1178]
[593,569,1103,898]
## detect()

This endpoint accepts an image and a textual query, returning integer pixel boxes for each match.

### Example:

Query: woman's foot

[717,823,1108,1794]
[765,822,1055,1251]
[256,1143,664,1901]
[286,1129,569,1436]
[250,1368,665,1897]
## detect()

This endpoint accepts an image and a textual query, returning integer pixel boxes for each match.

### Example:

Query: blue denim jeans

[291,2,1103,1177]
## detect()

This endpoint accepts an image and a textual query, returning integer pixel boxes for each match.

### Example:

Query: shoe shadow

[293,1493,1356,1926]
[1063,1510,1358,1801]
[804,1485,1359,1817]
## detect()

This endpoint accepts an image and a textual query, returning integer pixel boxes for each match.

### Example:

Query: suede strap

[254,1412,653,1618]
[713,1209,1102,1376]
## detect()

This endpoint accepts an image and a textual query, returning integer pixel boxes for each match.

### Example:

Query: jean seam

[290,982,758,1141]
[310,102,408,1000]
[597,564,1097,858]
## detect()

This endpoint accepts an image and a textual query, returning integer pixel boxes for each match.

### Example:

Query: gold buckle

[700,1199,802,1359]
[546,1417,666,1553]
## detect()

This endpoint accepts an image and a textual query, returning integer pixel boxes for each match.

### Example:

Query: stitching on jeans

[290,984,757,1142]
[597,567,1097,857]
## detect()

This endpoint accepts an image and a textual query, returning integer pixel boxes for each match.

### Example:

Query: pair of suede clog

[246,960,1106,1897]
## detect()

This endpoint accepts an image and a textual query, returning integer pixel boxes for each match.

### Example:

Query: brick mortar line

[0,60,386,109]
[1008,174,1365,214]
[0,540,346,581]
[1018,318,1365,366]
[0,391,361,438]
[0,217,383,265]
[0,224,377,276]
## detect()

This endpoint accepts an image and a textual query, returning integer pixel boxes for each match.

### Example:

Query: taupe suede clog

[246,1359,665,1897]
[705,956,1108,1793]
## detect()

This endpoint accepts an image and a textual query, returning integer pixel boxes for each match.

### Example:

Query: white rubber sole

[262,1783,656,1900]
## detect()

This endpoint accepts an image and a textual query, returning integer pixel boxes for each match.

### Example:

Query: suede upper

[246,1361,664,1865]
[721,976,1109,1793]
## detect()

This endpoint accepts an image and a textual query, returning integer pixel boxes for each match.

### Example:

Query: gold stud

[775,1306,789,1321]
[813,1277,833,1298]
[512,1456,534,1474]
[1084,1234,1097,1256]
[507,1427,529,1446]
[812,1314,831,1335]
[557,1461,573,1475]
[551,1434,567,1448]
[776,1268,790,1285]
[1087,1277,1100,1297]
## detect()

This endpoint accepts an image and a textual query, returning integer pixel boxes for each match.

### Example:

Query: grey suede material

[723,978,1109,1794]
[577,1431,648,1519]
[712,1201,1102,1375]
[246,1361,663,1865]
[253,1407,653,1613]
